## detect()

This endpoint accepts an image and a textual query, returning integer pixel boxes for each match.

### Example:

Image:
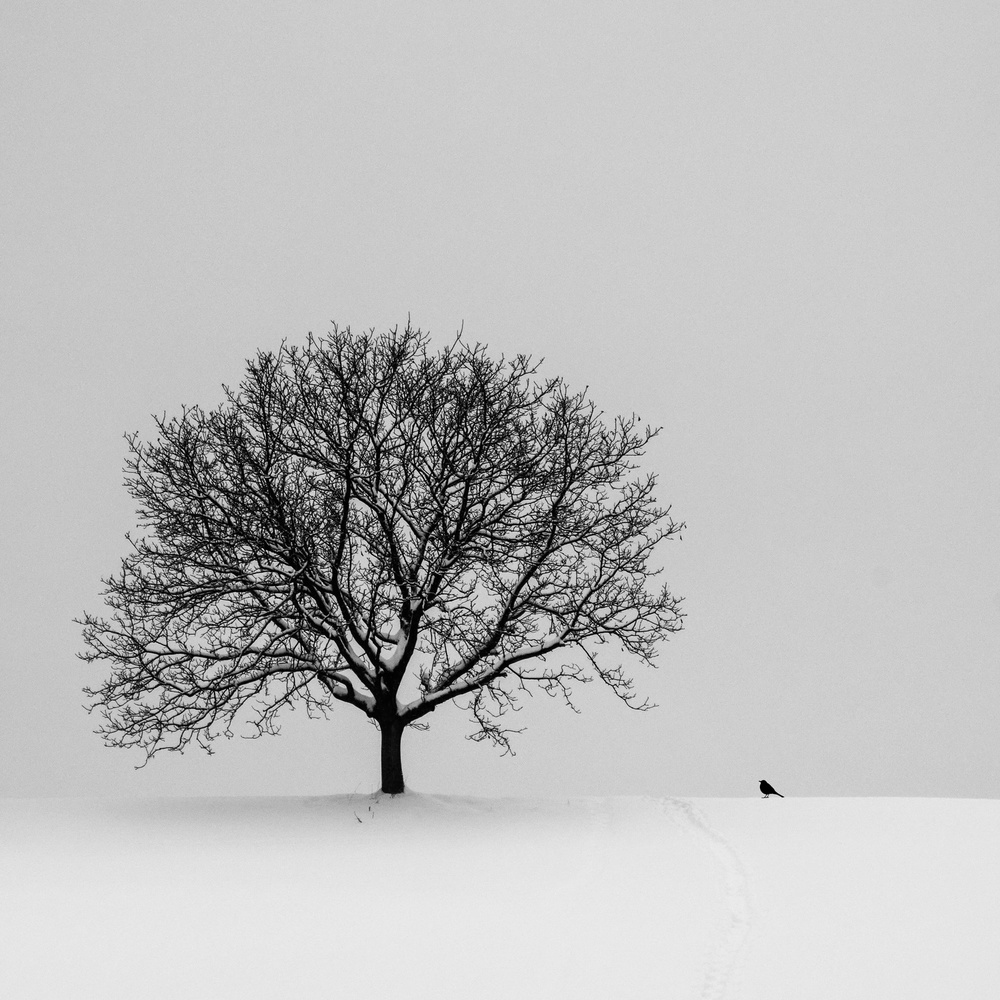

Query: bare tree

[79,324,684,793]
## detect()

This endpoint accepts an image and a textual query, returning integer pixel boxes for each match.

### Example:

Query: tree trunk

[379,718,405,794]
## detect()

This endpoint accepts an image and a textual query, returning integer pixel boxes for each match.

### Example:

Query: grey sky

[2,2,997,797]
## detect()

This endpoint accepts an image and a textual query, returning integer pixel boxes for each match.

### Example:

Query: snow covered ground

[1,794,998,998]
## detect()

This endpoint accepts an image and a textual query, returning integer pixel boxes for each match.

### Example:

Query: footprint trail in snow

[662,798,752,1000]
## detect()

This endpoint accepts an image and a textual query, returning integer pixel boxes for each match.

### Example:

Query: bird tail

[775,792,785,797]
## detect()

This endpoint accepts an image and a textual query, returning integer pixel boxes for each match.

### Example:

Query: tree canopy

[79,324,684,792]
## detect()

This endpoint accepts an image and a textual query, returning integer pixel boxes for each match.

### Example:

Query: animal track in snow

[662,798,752,1000]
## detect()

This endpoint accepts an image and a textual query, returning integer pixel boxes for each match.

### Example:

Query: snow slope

[1,795,997,999]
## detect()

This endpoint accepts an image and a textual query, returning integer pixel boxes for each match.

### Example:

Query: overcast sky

[2,1,997,798]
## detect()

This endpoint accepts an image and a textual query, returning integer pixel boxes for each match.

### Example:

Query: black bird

[759,779,784,798]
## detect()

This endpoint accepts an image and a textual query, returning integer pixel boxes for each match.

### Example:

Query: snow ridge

[663,798,752,1000]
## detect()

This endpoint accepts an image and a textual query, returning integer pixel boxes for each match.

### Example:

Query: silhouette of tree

[79,324,684,793]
